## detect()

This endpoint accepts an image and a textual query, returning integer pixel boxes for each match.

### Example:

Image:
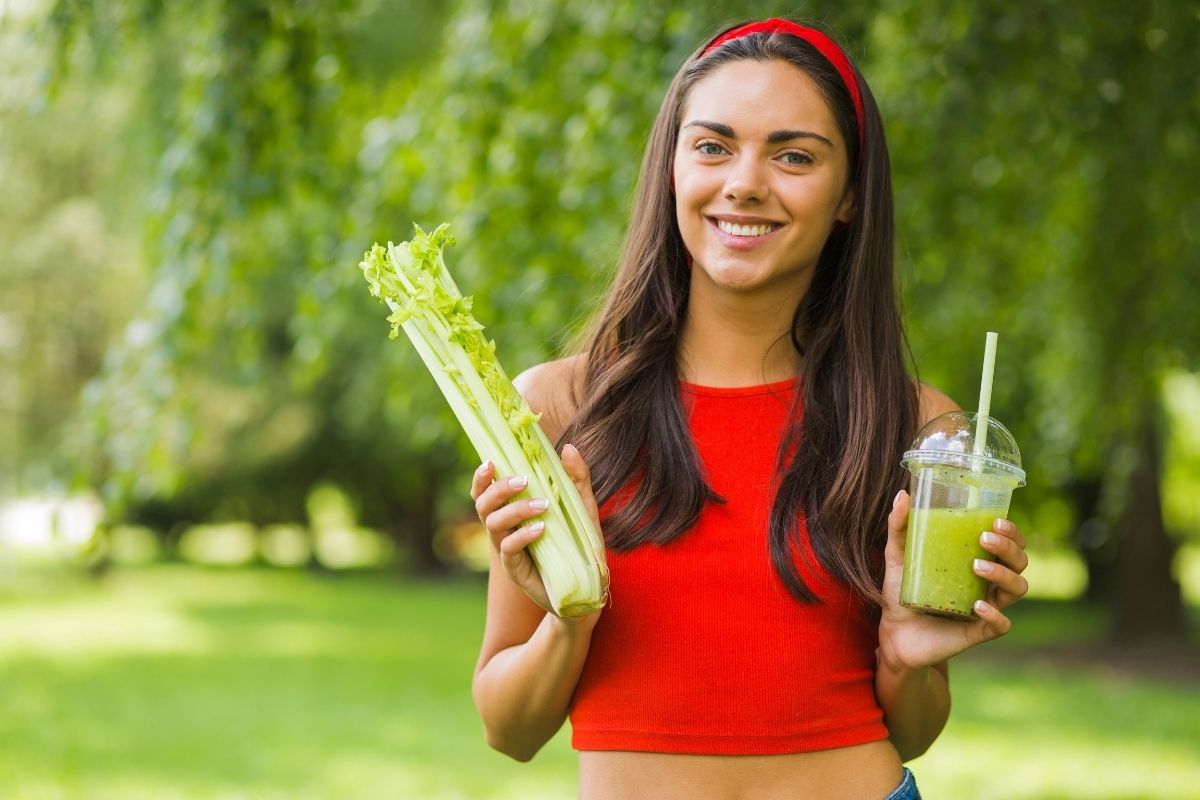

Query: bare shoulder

[917,382,961,426]
[512,353,586,443]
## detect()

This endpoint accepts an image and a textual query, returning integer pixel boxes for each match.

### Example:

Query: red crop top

[568,378,888,755]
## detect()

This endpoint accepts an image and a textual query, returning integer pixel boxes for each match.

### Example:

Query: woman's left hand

[877,490,1030,671]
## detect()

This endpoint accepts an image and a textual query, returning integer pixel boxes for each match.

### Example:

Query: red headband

[702,19,864,151]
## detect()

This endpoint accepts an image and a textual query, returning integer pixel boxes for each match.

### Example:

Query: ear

[835,187,856,224]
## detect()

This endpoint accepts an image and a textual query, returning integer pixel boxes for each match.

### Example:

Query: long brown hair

[558,21,919,605]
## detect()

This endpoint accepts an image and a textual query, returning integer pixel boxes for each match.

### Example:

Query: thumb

[885,489,910,565]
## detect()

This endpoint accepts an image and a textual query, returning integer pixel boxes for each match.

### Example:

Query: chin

[698,254,777,289]
[700,265,761,290]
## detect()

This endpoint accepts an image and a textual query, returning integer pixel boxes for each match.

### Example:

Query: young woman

[469,18,1029,800]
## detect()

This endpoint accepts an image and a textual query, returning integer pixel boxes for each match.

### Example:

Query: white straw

[968,332,998,508]
[973,332,998,456]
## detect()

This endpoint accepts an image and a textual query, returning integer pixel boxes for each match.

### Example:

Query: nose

[723,156,768,203]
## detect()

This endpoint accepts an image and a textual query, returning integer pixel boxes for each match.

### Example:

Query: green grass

[912,603,1200,798]
[0,565,1197,799]
[0,567,577,799]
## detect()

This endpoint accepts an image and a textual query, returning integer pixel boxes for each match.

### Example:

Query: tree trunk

[1109,413,1185,641]
[383,468,451,577]
[1068,475,1114,604]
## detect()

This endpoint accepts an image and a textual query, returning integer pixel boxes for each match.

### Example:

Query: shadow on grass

[966,597,1200,686]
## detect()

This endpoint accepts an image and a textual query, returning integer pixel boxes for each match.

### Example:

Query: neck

[677,281,804,387]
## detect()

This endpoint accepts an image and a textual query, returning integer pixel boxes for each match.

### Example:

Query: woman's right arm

[469,358,602,762]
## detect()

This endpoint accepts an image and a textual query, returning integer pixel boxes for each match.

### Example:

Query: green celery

[359,224,609,617]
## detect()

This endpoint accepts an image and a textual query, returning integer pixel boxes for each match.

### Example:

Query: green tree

[0,8,150,497]
[27,0,1200,640]
[40,0,807,565]
[868,0,1200,637]
[41,0,466,571]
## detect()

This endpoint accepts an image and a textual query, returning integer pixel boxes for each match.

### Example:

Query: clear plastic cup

[899,411,1026,620]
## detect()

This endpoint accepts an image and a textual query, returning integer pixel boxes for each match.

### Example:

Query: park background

[1,0,1198,797]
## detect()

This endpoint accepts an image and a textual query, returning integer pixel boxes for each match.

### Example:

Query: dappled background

[1,1,1198,798]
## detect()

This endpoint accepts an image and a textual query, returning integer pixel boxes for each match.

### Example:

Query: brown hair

[558,22,919,605]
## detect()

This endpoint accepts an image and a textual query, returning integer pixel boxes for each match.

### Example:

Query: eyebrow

[682,119,835,149]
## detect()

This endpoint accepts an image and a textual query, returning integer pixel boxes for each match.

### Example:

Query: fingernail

[974,558,993,574]
[995,518,1013,533]
[974,600,991,615]
[508,476,528,490]
[892,490,903,508]
[477,459,492,474]
[528,521,545,533]
[981,531,999,546]
[528,498,549,511]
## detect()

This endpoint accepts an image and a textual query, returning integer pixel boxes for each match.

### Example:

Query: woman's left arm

[875,489,1030,760]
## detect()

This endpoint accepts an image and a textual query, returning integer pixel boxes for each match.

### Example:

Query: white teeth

[716,220,778,237]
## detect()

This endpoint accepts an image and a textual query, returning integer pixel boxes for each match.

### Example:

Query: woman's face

[673,58,854,299]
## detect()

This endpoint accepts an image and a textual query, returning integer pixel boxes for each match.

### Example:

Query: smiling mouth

[712,218,782,238]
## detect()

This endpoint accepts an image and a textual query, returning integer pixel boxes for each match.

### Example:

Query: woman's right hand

[470,444,603,620]
[471,458,554,612]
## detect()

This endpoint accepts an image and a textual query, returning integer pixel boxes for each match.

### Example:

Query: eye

[695,141,727,156]
[780,151,814,166]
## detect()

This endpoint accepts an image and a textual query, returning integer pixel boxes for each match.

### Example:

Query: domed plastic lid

[901,411,1026,486]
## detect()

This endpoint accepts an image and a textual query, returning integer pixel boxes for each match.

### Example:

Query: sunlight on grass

[1176,543,1200,605]
[110,525,163,565]
[178,522,259,566]
[0,587,215,658]
[0,566,1196,798]
[916,735,1200,799]
[1023,546,1088,599]
[259,523,311,567]
[918,642,1200,799]
[1022,543,1200,604]
[0,482,401,575]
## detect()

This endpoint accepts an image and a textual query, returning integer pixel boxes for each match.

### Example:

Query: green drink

[899,411,1025,620]
[901,506,1007,619]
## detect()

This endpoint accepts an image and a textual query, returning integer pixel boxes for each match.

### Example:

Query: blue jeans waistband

[882,768,921,800]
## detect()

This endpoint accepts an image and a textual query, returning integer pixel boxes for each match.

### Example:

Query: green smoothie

[900,506,1006,620]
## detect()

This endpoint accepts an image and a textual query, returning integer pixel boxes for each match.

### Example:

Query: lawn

[0,565,1197,799]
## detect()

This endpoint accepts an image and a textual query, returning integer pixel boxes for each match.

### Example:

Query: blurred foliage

[15,0,473,570]
[1164,371,1200,534]
[865,2,1198,635]
[874,0,1199,515]
[2,1,1198,604]
[0,9,150,495]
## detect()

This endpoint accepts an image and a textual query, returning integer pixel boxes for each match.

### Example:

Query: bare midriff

[577,739,903,800]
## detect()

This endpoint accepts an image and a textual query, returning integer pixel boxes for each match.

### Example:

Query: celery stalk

[359,224,609,617]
